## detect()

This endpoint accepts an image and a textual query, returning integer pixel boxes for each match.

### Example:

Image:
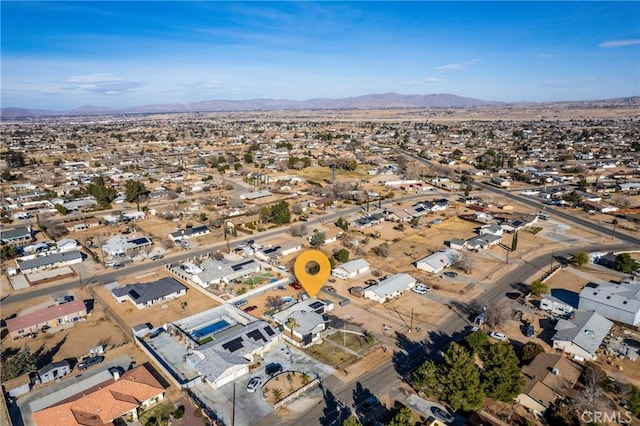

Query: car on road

[489,331,507,341]
[78,356,104,370]
[265,362,283,376]
[234,300,248,307]
[277,285,286,291]
[324,286,336,293]
[243,305,258,313]
[443,271,458,278]
[289,282,302,290]
[431,406,455,424]
[467,325,479,333]
[412,284,431,294]
[112,263,125,269]
[150,254,164,261]
[246,376,262,392]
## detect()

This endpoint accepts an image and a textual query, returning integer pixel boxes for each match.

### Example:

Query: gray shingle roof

[553,310,612,356]
[18,251,83,271]
[112,277,187,305]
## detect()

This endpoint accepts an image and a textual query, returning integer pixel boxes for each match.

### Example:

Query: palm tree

[285,317,300,339]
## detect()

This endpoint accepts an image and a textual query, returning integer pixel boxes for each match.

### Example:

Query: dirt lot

[92,271,220,329]
[1,287,137,367]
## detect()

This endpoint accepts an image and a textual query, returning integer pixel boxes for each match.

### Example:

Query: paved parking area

[191,341,335,425]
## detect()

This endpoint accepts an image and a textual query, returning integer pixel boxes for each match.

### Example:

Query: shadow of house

[318,387,351,426]
[392,330,450,377]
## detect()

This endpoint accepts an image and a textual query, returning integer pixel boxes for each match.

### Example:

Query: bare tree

[610,195,631,208]
[580,362,607,408]
[289,224,308,237]
[455,253,477,274]
[484,304,508,329]
[266,296,285,312]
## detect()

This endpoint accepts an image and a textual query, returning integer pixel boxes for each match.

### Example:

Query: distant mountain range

[2,92,638,119]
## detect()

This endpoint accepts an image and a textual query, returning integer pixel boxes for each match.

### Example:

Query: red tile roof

[6,299,87,334]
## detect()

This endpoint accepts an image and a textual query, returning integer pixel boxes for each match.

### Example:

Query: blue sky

[2,1,639,110]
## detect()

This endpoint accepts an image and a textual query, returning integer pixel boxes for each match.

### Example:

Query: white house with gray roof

[272,298,332,347]
[17,251,84,273]
[190,257,261,287]
[578,282,640,326]
[414,248,461,274]
[364,273,416,303]
[331,258,370,280]
[552,310,613,361]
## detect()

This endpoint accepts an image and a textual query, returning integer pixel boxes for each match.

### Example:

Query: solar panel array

[263,326,275,336]
[247,329,267,342]
[231,260,254,271]
[309,301,324,310]
[222,337,244,353]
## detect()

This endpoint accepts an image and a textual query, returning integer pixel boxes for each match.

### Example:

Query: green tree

[124,179,148,211]
[480,342,525,402]
[335,216,349,231]
[530,279,550,296]
[54,203,68,216]
[464,330,489,354]
[615,253,640,274]
[243,152,253,163]
[309,231,326,247]
[342,415,362,426]
[437,343,485,411]
[544,399,580,426]
[519,341,545,365]
[387,407,414,426]
[627,385,640,418]
[1,168,12,181]
[333,248,350,263]
[1,344,36,381]
[260,201,291,225]
[85,175,117,207]
[412,360,440,397]
[573,252,589,267]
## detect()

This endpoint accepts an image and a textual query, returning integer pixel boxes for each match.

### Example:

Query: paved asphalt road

[2,191,440,306]
[260,242,632,426]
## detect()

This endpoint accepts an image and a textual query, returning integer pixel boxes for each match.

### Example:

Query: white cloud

[436,59,479,74]
[63,73,141,95]
[424,77,441,83]
[598,39,640,48]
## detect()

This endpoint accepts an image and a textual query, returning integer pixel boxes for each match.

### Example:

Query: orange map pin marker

[293,249,331,298]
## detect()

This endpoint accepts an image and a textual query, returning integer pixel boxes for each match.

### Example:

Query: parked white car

[412,284,432,295]
[489,331,507,341]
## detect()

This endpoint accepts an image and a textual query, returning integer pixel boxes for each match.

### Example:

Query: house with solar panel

[169,225,210,241]
[101,234,153,257]
[111,277,188,309]
[188,257,261,287]
[272,298,332,348]
[139,305,281,389]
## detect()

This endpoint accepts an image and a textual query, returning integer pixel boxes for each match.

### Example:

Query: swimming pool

[191,320,230,339]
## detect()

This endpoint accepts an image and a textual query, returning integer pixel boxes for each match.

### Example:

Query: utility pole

[410,308,414,332]
[550,250,554,272]
[232,382,236,426]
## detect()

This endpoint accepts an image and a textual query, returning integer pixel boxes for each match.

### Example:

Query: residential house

[17,251,84,273]
[189,257,261,287]
[255,240,302,262]
[350,213,384,230]
[55,238,79,252]
[37,360,71,384]
[578,282,640,326]
[3,374,32,398]
[479,223,504,237]
[5,299,87,339]
[31,365,167,425]
[449,238,467,251]
[414,248,462,274]
[1,226,33,246]
[516,353,582,416]
[169,225,211,241]
[102,235,153,256]
[111,277,187,309]
[552,310,613,361]
[383,207,413,222]
[331,258,370,280]
[364,273,416,303]
[184,319,280,388]
[273,298,331,347]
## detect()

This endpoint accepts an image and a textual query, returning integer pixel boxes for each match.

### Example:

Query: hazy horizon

[2,2,639,110]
